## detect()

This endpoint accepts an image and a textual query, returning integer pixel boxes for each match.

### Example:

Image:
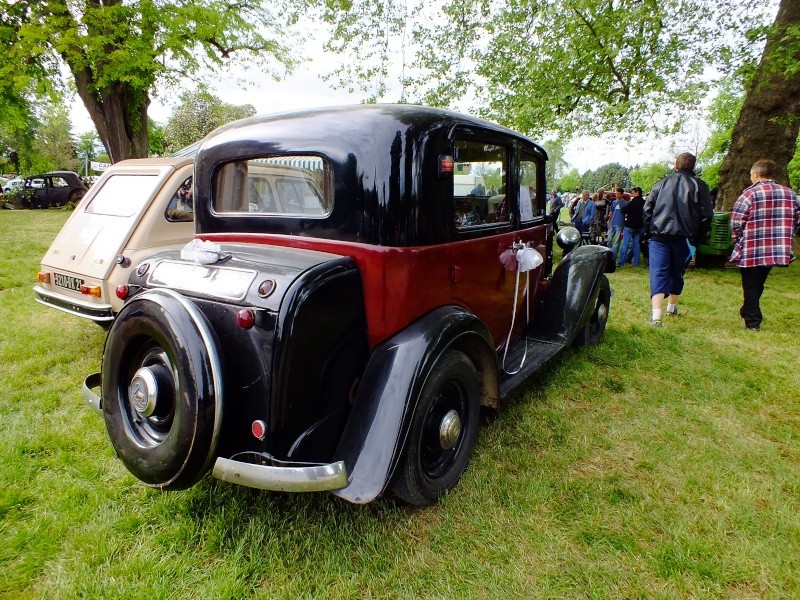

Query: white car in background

[2,176,24,195]
[34,157,195,324]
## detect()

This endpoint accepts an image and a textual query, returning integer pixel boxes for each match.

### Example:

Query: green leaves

[0,1,303,160]
[321,0,779,140]
[163,90,257,152]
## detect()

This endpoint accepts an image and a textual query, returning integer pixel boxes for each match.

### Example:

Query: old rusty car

[84,105,614,506]
[5,171,87,208]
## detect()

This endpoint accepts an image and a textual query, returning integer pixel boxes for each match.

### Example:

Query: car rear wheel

[392,350,479,506]
[102,289,222,489]
[67,189,86,206]
[573,274,610,347]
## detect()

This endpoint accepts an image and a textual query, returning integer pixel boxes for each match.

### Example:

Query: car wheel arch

[331,305,498,504]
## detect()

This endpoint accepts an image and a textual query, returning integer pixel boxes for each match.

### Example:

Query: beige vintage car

[34,157,195,324]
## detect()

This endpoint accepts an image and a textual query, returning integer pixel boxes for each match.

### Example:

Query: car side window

[214,156,331,217]
[51,177,69,188]
[519,155,543,223]
[165,176,194,222]
[451,139,509,230]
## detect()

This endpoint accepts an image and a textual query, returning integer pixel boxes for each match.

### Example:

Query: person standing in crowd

[618,186,645,267]
[571,190,596,238]
[644,153,713,326]
[591,188,609,244]
[730,159,800,330]
[607,188,628,260]
[548,189,564,232]
[594,188,609,224]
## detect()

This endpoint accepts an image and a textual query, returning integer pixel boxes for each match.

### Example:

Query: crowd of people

[547,153,800,330]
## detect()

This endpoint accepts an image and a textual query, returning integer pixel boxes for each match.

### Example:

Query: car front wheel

[392,349,479,506]
[573,274,611,347]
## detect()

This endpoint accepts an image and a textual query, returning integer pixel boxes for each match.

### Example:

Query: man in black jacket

[643,153,713,326]
[618,186,645,267]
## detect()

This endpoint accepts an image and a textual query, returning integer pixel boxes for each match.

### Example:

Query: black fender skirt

[331,306,494,504]
[529,245,615,344]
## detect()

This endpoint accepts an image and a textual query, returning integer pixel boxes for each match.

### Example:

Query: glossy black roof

[204,104,543,151]
[194,104,547,245]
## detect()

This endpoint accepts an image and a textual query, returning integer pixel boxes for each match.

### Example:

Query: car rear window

[84,174,161,217]
[213,156,332,217]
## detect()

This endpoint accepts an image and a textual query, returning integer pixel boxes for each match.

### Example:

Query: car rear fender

[331,305,497,504]
[529,245,615,343]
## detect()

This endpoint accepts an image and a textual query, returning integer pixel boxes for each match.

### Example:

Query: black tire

[67,189,86,206]
[573,274,611,347]
[392,350,480,506]
[102,289,222,490]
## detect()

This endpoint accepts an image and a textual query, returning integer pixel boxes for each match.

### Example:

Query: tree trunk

[72,66,150,163]
[716,0,800,210]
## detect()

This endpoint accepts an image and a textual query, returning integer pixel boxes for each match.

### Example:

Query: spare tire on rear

[102,288,223,489]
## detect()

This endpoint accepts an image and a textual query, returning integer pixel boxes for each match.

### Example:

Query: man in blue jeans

[643,153,713,326]
[618,186,645,267]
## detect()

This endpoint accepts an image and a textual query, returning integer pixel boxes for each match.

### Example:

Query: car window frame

[211,154,333,219]
[518,147,547,226]
[448,127,516,240]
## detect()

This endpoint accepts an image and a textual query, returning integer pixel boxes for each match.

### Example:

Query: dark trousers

[739,266,772,329]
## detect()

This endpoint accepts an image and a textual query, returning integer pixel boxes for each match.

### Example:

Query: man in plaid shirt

[730,159,800,330]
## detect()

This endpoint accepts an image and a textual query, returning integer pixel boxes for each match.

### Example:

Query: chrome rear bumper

[213,456,348,493]
[34,286,114,322]
[83,371,347,493]
[83,372,103,415]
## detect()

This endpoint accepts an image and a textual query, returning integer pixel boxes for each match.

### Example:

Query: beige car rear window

[84,174,161,217]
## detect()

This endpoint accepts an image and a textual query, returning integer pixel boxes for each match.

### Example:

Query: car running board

[498,336,566,398]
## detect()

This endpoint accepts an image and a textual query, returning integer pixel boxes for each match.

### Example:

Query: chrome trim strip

[34,286,114,322]
[146,260,257,301]
[136,289,224,475]
[212,458,348,492]
[83,372,104,415]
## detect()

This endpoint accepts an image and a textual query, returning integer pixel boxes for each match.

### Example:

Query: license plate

[53,272,84,292]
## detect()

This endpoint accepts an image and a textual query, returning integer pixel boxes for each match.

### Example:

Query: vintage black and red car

[84,105,614,506]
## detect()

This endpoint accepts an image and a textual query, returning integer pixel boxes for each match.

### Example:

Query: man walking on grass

[730,159,800,330]
[643,152,713,326]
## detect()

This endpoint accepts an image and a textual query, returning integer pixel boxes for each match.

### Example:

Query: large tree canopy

[2,0,304,162]
[324,0,796,204]
[323,0,776,138]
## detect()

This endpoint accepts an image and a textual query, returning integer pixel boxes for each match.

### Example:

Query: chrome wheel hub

[597,303,608,324]
[438,409,462,449]
[129,367,159,417]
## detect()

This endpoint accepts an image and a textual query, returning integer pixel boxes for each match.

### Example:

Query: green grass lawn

[1,210,799,599]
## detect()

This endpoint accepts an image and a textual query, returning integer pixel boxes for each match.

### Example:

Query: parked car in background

[34,158,195,324]
[2,176,24,196]
[4,171,87,208]
[84,104,614,507]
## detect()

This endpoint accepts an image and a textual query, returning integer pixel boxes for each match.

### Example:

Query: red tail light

[115,284,129,300]
[37,271,51,284]
[251,420,266,440]
[439,154,454,178]
[236,308,255,329]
